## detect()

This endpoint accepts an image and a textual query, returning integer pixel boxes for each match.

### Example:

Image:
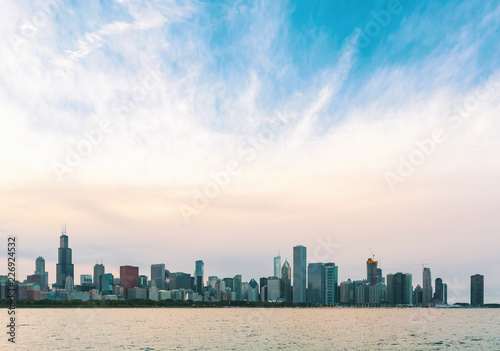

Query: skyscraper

[422,267,432,306]
[55,226,74,290]
[34,256,48,289]
[151,264,166,290]
[274,254,281,279]
[307,263,325,304]
[120,265,139,297]
[170,272,192,290]
[93,263,105,291]
[267,277,281,301]
[195,260,204,295]
[100,273,114,295]
[366,258,378,285]
[434,278,443,304]
[233,274,242,300]
[387,272,412,305]
[470,274,484,307]
[293,245,307,303]
[324,262,338,305]
[281,260,292,303]
[248,279,259,302]
[443,283,448,305]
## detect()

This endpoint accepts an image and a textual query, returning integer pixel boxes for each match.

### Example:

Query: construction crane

[369,248,375,261]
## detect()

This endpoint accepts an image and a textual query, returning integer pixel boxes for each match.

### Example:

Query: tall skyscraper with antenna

[55,224,74,289]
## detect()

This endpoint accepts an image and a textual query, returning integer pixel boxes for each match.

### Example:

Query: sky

[1,0,500,303]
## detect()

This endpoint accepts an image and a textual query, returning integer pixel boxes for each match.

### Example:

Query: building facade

[55,228,74,289]
[470,274,484,307]
[293,245,307,303]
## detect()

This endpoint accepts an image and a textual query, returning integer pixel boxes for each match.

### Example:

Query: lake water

[6,308,500,350]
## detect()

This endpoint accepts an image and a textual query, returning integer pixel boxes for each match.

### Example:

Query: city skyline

[0,0,499,304]
[8,228,493,304]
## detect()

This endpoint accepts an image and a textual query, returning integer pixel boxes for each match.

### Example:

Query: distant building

[65,276,74,292]
[80,274,93,286]
[170,272,192,290]
[139,275,148,288]
[151,264,166,290]
[387,272,412,305]
[340,279,353,304]
[259,277,268,301]
[470,274,484,307]
[422,268,432,306]
[233,275,242,300]
[307,263,325,304]
[293,245,306,303]
[434,278,444,304]
[413,284,423,306]
[34,257,49,289]
[324,263,338,305]
[93,263,105,291]
[128,287,147,299]
[443,283,448,305]
[195,260,204,295]
[222,278,234,292]
[267,277,281,301]
[248,279,259,302]
[366,258,378,285]
[100,273,114,295]
[281,260,292,303]
[274,254,281,279]
[120,265,139,297]
[55,227,74,289]
[148,280,159,301]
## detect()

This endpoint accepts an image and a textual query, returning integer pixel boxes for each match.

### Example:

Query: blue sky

[1,0,500,302]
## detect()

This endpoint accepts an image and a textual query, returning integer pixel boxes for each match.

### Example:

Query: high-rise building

[281,260,292,303]
[259,277,268,301]
[151,264,166,290]
[93,263,105,291]
[339,279,353,304]
[100,273,114,295]
[65,276,74,292]
[422,267,432,306]
[413,284,423,306]
[138,275,148,287]
[366,258,378,285]
[55,226,74,289]
[470,274,484,307]
[324,262,338,305]
[293,245,306,303]
[222,278,234,292]
[274,254,281,279]
[267,277,281,301]
[120,265,139,297]
[195,260,204,295]
[170,272,192,290]
[34,256,49,290]
[387,272,412,305]
[443,283,448,305]
[80,274,93,285]
[233,274,242,300]
[248,279,259,302]
[434,278,444,304]
[307,263,325,304]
